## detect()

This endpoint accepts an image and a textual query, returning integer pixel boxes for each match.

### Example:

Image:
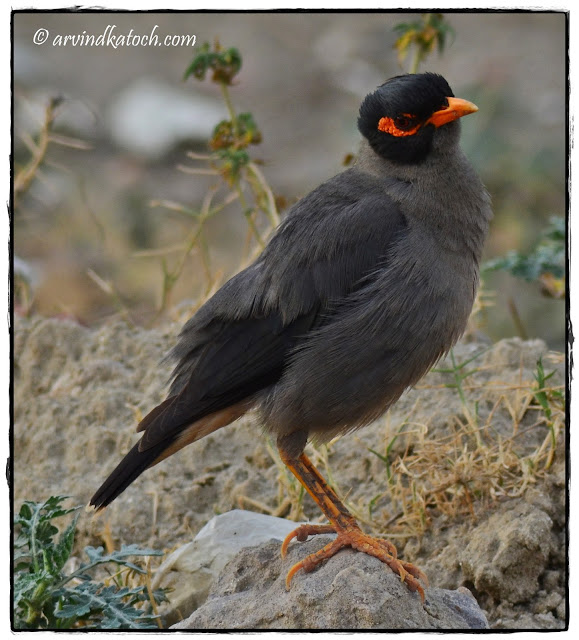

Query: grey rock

[460,502,555,603]
[172,536,489,630]
[152,510,298,626]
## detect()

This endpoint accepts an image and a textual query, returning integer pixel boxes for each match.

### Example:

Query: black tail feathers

[89,438,167,511]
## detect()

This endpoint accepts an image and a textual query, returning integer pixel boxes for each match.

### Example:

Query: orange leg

[279,449,428,601]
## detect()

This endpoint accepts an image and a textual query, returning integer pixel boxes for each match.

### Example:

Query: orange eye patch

[377,114,421,137]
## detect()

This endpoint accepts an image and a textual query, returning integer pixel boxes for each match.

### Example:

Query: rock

[14,255,36,286]
[460,502,555,604]
[151,510,298,626]
[172,536,489,630]
[493,610,564,630]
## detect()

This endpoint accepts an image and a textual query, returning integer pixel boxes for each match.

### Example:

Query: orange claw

[278,452,427,601]
[281,522,427,602]
[285,534,347,590]
[281,523,336,558]
[377,537,398,558]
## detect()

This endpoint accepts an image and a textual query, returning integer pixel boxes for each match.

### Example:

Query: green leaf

[52,515,79,573]
[54,583,159,629]
[183,42,211,81]
[14,496,80,580]
[532,357,559,421]
[14,496,165,629]
[393,13,454,73]
[14,570,44,604]
[63,543,164,587]
[183,42,242,86]
[483,216,565,283]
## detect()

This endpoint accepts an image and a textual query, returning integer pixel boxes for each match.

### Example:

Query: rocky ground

[13,314,567,629]
[172,526,490,630]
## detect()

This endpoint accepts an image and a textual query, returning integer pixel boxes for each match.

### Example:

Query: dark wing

[143,168,408,447]
[137,311,317,451]
[90,168,407,509]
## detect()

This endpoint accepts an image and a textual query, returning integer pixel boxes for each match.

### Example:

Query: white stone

[152,509,300,625]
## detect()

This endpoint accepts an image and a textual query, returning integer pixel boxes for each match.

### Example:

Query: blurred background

[12,11,567,350]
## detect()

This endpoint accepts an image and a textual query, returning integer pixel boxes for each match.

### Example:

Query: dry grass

[374,353,563,540]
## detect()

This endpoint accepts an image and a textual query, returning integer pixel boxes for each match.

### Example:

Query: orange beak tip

[447,96,479,115]
[429,97,479,127]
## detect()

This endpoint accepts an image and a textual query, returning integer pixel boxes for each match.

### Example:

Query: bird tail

[89,400,251,511]
[89,438,166,511]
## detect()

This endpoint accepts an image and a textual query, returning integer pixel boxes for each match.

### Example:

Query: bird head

[358,73,478,165]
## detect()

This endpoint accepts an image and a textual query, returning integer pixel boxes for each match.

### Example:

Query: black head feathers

[358,73,457,165]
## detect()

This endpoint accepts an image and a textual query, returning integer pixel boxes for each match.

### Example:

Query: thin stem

[220,83,239,137]
[507,296,528,340]
[15,98,59,203]
[248,161,280,227]
[236,184,264,247]
[409,47,422,74]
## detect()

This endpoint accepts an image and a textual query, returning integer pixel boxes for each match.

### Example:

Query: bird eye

[394,115,415,130]
[377,114,420,137]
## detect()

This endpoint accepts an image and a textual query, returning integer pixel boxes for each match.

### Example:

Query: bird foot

[281,522,428,601]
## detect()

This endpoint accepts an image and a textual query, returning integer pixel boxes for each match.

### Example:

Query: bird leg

[278,445,428,601]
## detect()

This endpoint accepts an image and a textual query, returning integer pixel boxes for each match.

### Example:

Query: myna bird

[90,73,492,601]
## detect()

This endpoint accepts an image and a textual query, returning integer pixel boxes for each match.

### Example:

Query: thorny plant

[13,496,166,630]
[484,215,565,300]
[147,40,280,315]
[482,216,565,340]
[394,13,455,74]
[14,92,138,324]
[14,96,93,206]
